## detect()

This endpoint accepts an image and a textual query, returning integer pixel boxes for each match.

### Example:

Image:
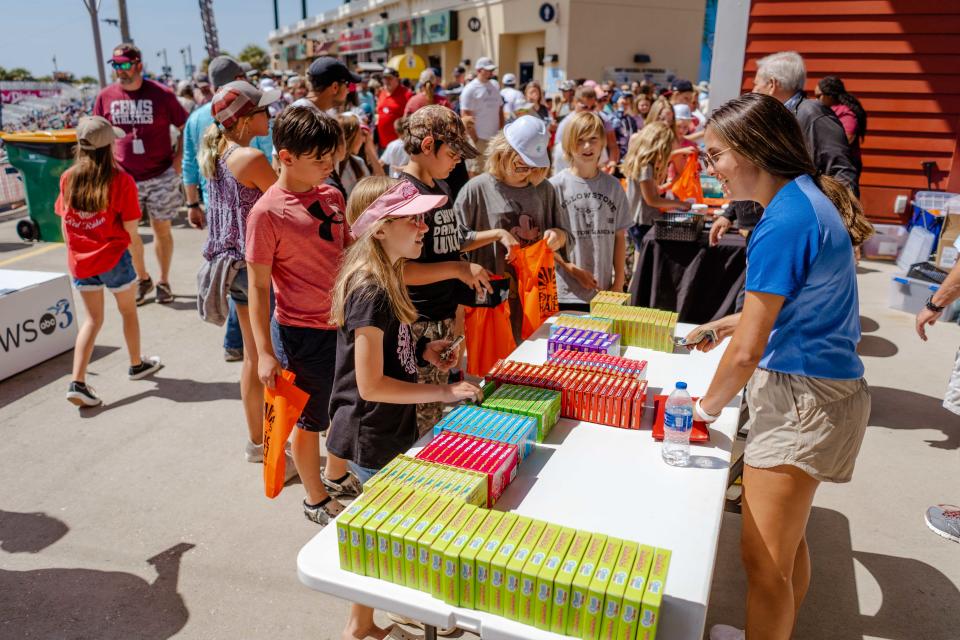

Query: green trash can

[1,130,77,242]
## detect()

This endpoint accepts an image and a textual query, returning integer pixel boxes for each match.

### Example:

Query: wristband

[925,295,945,313]
[415,336,431,368]
[694,397,720,423]
[186,202,202,209]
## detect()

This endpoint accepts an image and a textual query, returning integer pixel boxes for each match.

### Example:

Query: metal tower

[198,0,220,59]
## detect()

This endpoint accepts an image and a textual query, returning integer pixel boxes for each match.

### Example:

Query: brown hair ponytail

[708,93,873,246]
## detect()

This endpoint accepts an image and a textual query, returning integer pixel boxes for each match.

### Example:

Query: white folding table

[298,320,740,640]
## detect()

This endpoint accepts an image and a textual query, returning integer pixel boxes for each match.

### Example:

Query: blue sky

[0,0,340,79]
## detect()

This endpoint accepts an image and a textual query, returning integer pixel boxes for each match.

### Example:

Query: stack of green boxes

[589,303,678,353]
[338,485,672,640]
[551,314,616,335]
[481,384,562,442]
[365,454,488,507]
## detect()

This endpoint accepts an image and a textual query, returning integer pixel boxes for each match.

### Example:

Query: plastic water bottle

[663,381,693,466]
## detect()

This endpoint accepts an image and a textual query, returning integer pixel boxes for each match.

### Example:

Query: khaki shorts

[743,369,870,483]
[136,166,183,222]
[467,138,489,175]
[943,349,960,416]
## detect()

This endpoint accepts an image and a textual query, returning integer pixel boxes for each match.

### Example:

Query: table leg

[424,624,438,640]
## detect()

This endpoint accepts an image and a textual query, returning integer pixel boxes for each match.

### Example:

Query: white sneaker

[245,440,299,482]
[710,624,745,640]
[244,440,264,463]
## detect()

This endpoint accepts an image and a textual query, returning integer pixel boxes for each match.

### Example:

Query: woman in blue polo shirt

[684,94,873,640]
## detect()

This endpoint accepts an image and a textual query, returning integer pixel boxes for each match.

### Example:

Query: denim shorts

[229,267,249,305]
[348,462,381,486]
[73,250,137,292]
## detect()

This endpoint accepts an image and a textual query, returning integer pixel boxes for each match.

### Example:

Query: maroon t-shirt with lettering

[93,79,188,181]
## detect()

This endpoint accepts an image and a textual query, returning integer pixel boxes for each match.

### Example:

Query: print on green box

[430,503,478,598]
[518,523,561,625]
[550,531,593,635]
[490,516,533,616]
[600,542,638,640]
[363,487,414,579]
[637,548,671,640]
[388,492,439,583]
[503,519,547,621]
[475,512,519,612]
[533,526,576,630]
[459,510,504,609]
[568,533,608,637]
[442,507,488,605]
[404,495,453,589]
[614,544,655,640]
[584,538,624,640]
[336,485,386,572]
[376,491,423,582]
[347,486,400,575]
[417,499,465,591]
[365,457,404,488]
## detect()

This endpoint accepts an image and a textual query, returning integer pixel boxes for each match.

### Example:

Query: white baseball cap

[672,103,693,120]
[502,73,517,86]
[503,115,550,168]
[475,56,497,71]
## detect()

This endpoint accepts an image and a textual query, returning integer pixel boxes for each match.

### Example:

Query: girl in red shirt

[55,116,162,407]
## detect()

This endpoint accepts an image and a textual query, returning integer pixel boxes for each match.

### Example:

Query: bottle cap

[676,382,687,390]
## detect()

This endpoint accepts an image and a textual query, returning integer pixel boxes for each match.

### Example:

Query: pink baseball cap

[350,181,446,239]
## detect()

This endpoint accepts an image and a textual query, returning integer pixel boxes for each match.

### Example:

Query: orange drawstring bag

[263,370,309,498]
[509,239,559,340]
[671,152,704,203]
[464,302,516,377]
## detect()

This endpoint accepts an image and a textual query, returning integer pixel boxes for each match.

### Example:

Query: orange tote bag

[263,370,309,498]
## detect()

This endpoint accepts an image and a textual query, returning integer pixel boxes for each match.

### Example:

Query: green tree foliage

[238,44,268,72]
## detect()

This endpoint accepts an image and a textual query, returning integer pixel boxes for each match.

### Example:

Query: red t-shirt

[245,183,349,328]
[376,85,413,146]
[403,93,450,117]
[93,79,188,181]
[55,169,142,278]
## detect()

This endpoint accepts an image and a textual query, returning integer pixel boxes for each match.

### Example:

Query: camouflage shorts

[136,166,183,222]
[410,317,456,437]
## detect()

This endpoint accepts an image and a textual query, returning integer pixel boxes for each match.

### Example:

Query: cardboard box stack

[432,404,537,460]
[551,314,616,335]
[416,432,521,506]
[590,291,631,308]
[481,383,562,442]
[590,303,678,352]
[547,326,622,356]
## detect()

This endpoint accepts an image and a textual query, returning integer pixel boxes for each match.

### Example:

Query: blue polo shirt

[746,174,863,380]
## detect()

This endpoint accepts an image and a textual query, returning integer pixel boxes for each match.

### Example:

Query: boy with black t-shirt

[399,106,519,435]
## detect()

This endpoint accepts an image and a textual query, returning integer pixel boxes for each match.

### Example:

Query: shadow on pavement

[79,374,239,416]
[708,506,960,639]
[857,335,898,358]
[0,344,120,405]
[0,242,32,253]
[859,315,880,333]
[0,510,193,639]
[869,385,959,450]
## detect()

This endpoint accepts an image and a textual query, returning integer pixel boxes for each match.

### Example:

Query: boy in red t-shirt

[55,116,163,408]
[246,106,355,525]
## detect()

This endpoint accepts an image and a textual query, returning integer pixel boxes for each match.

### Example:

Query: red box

[479,442,519,503]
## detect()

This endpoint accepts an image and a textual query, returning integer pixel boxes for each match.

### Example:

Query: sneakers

[155,282,174,304]
[386,613,456,636]
[709,625,745,640]
[925,504,960,543]
[321,470,363,499]
[135,277,154,305]
[302,498,343,526]
[224,347,244,362]
[129,356,163,380]
[66,381,102,407]
[245,441,298,482]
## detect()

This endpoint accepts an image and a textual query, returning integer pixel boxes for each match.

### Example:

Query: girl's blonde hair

[620,121,674,184]
[561,111,605,164]
[337,112,366,179]
[646,97,674,128]
[330,176,419,326]
[64,145,116,214]
[484,132,549,185]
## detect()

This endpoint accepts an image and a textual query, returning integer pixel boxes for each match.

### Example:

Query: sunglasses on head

[111,61,135,71]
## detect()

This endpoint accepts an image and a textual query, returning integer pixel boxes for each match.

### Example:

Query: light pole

[179,44,194,78]
[82,0,107,88]
[157,49,170,79]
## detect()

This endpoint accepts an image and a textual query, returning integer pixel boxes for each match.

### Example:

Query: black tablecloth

[629,228,748,324]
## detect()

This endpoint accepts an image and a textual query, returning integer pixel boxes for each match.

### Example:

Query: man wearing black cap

[376,66,413,149]
[293,56,361,115]
[670,78,705,136]
[94,43,189,305]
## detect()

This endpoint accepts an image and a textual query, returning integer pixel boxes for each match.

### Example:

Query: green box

[441,506,488,605]
[615,544,655,640]
[459,510,504,609]
[518,522,562,625]
[363,487,414,579]
[490,516,532,616]
[584,538,624,640]
[568,533,608,637]
[475,512,518,612]
[503,519,547,621]
[365,456,406,488]
[550,530,593,635]
[637,548,671,640]
[375,490,424,582]
[533,527,576,630]
[336,484,387,572]
[416,499,466,592]
[429,503,478,598]
[403,495,453,590]
[388,492,440,584]
[600,542,638,640]
[347,486,400,575]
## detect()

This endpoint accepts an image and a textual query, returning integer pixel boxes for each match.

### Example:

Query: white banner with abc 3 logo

[0,270,77,381]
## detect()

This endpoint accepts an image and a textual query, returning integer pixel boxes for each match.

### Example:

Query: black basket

[907,261,948,284]
[654,212,705,242]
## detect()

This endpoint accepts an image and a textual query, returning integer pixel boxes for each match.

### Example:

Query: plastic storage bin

[862,223,908,261]
[888,275,939,315]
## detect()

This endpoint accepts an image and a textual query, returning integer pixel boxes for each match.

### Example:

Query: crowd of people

[0,89,96,133]
[52,40,960,640]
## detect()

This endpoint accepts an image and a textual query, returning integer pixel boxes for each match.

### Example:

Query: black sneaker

[136,277,154,306]
[129,355,163,380]
[223,347,244,362]
[302,498,343,527]
[66,381,102,407]
[155,282,174,304]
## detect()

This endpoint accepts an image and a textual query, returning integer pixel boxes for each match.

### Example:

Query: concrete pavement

[0,216,958,639]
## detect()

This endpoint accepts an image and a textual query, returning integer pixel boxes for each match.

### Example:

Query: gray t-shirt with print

[550,169,632,303]
[626,164,661,226]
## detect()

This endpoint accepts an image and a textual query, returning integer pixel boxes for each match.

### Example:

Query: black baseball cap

[671,78,694,93]
[307,57,361,87]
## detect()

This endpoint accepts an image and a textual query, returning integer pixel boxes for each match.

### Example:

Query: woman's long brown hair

[65,145,115,214]
[708,93,873,246]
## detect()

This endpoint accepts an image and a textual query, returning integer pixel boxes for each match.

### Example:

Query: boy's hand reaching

[459,262,493,296]
[497,229,519,253]
[423,339,461,371]
[258,352,282,388]
[442,380,482,403]
[568,264,599,291]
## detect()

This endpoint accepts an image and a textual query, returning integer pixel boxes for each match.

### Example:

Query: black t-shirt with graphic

[401,172,465,322]
[327,284,419,469]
